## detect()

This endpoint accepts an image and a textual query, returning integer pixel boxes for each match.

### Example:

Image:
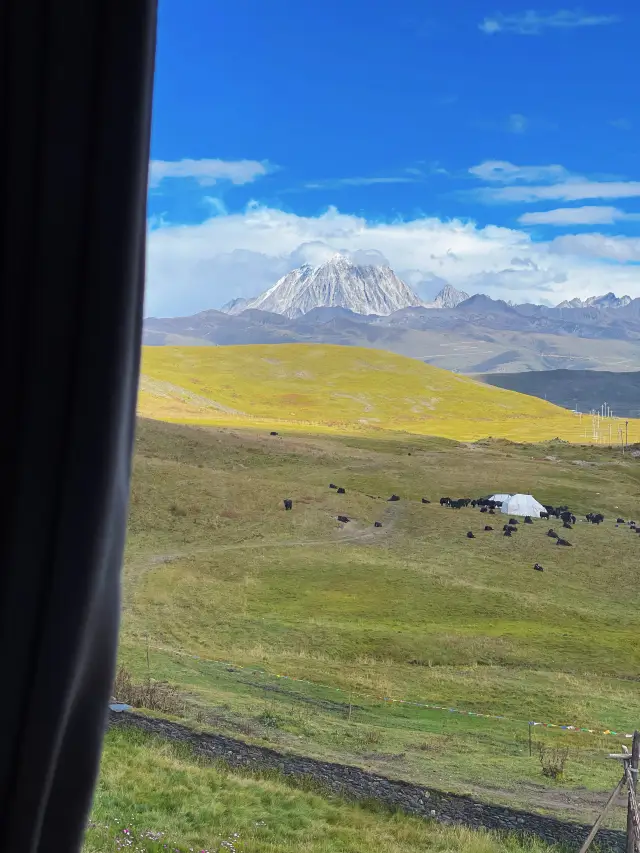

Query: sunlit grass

[136,344,638,443]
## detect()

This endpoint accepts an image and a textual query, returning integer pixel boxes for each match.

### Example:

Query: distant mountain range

[145,255,640,374]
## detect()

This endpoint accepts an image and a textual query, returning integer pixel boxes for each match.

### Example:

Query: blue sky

[147,1,640,316]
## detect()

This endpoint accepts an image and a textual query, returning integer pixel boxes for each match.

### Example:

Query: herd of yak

[281,480,637,573]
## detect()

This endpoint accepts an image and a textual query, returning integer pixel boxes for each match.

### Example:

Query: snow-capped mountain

[220,297,249,315]
[556,292,632,310]
[243,254,424,318]
[432,283,470,308]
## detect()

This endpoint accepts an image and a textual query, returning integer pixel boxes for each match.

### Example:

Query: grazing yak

[421,498,431,504]
[270,431,279,436]
[503,528,512,537]
[617,517,625,524]
[329,483,338,489]
[388,495,400,502]
[534,563,544,572]
[480,506,488,514]
[556,538,572,547]
[547,529,558,538]
[283,499,293,511]
[440,497,451,506]
[508,518,519,525]
[337,487,346,494]
[586,512,604,524]
[524,516,533,525]
[374,521,382,528]
[484,525,493,531]
[540,511,549,520]
[337,515,349,524]
[467,531,475,539]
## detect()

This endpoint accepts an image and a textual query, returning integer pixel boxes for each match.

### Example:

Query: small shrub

[537,744,570,780]
[113,666,186,715]
[256,709,283,728]
[169,502,187,517]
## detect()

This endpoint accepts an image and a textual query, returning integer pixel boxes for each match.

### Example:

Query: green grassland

[137,344,640,443]
[85,726,553,853]
[118,418,640,827]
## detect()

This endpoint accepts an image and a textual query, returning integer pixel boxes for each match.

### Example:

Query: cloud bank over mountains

[145,158,640,317]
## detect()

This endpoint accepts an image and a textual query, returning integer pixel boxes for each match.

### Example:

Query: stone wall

[108,710,624,851]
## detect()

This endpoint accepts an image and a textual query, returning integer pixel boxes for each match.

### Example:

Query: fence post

[627,731,640,853]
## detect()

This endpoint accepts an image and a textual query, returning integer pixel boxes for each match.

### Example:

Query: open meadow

[117,411,640,833]
[137,344,640,443]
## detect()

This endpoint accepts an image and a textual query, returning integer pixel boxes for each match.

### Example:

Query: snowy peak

[245,255,424,318]
[556,292,632,310]
[220,297,250,315]
[433,284,470,309]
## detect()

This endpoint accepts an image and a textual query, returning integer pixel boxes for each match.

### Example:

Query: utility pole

[626,420,629,449]
[626,730,639,853]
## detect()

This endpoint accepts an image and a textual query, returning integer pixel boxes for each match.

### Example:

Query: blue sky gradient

[147,1,640,316]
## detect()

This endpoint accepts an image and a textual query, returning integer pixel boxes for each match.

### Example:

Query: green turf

[117,419,640,825]
[84,726,556,853]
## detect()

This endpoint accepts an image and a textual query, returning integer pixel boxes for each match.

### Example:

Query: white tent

[489,493,511,504]
[500,494,546,518]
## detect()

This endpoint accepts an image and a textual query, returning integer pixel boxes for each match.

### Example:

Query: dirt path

[126,499,402,575]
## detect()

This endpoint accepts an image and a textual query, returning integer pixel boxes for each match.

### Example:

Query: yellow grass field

[138,344,637,443]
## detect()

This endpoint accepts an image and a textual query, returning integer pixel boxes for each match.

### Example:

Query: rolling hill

[137,344,636,443]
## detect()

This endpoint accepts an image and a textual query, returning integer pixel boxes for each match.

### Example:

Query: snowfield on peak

[243,254,424,318]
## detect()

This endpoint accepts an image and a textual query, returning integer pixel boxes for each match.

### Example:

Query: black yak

[337,487,346,494]
[504,528,512,537]
[329,483,338,489]
[547,529,558,538]
[524,516,533,524]
[421,498,431,504]
[270,431,279,436]
[484,525,493,531]
[337,515,349,523]
[440,497,451,506]
[467,531,475,539]
[283,499,293,511]
[563,521,573,530]
[556,538,572,546]
[388,494,400,502]
[374,521,382,528]
[534,563,544,572]
[509,518,519,525]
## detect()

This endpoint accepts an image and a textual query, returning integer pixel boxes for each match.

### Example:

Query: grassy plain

[118,418,640,827]
[137,344,640,443]
[84,726,553,853]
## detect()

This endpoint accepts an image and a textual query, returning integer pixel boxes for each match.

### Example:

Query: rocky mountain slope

[240,253,424,318]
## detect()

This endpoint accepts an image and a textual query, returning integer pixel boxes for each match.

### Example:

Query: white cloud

[479,10,621,35]
[148,158,273,187]
[507,113,529,134]
[469,160,570,184]
[470,160,640,203]
[518,206,639,225]
[484,180,640,203]
[145,204,640,317]
[304,176,418,189]
[549,234,640,262]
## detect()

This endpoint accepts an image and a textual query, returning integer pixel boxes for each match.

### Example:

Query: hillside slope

[477,369,640,419]
[137,344,625,442]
